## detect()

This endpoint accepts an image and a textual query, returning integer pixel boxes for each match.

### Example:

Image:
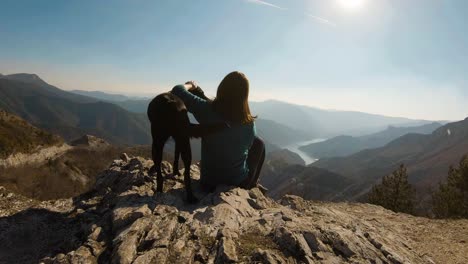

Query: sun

[338,0,365,10]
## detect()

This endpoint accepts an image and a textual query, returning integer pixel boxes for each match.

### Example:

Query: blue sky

[1,0,467,120]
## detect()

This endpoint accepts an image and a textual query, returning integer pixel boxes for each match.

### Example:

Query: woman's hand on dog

[185,80,198,90]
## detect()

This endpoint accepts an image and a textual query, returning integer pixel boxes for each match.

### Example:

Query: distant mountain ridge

[111,98,150,113]
[71,89,313,148]
[250,100,434,138]
[255,119,312,147]
[3,73,49,86]
[299,122,442,158]
[0,74,151,145]
[312,117,468,204]
[75,89,436,140]
[1,73,97,103]
[71,90,150,102]
[0,73,313,154]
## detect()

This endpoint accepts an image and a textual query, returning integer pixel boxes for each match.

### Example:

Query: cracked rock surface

[0,156,467,263]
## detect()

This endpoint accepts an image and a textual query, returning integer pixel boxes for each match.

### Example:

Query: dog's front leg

[184,170,198,203]
[149,164,164,193]
[178,137,198,204]
[151,135,168,193]
[173,142,181,176]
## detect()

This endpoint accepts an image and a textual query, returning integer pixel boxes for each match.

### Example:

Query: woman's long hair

[212,71,256,124]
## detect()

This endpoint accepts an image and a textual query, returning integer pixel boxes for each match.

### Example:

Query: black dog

[147,86,223,203]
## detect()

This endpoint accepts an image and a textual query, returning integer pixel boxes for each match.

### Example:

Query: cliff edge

[0,156,467,263]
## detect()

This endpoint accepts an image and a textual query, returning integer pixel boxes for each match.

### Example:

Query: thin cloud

[244,1,335,28]
[307,14,337,27]
[245,0,286,10]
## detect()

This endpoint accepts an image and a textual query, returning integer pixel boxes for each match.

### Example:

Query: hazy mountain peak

[71,90,133,102]
[434,117,468,133]
[261,99,283,103]
[3,73,49,86]
[260,99,320,110]
[0,77,150,144]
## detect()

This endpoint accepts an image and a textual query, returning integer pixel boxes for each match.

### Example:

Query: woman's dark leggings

[241,136,266,189]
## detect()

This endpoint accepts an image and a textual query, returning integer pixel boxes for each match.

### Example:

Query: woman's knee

[253,136,265,150]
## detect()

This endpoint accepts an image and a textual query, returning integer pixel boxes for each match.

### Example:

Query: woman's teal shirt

[171,85,256,186]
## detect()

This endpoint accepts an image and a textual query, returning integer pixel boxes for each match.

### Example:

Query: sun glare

[338,0,365,10]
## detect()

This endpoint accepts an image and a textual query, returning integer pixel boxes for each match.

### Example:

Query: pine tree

[368,164,415,214]
[432,155,468,218]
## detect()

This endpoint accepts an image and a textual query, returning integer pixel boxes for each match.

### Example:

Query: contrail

[244,0,336,27]
[307,14,337,27]
[245,0,286,10]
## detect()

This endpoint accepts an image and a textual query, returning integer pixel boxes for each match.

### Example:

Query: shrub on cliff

[432,155,468,218]
[368,164,415,214]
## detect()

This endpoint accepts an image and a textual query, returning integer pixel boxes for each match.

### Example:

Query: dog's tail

[189,123,230,138]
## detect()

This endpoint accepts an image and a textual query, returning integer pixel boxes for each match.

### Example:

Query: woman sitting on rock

[171,71,265,191]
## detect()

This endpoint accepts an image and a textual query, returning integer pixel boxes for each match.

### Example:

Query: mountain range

[4,72,465,209]
[299,122,442,158]
[70,89,434,139]
[71,90,149,102]
[312,118,468,206]
[0,74,151,145]
[250,100,434,138]
[0,74,319,149]
[84,94,313,148]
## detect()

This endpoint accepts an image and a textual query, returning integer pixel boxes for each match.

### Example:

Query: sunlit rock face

[0,156,466,264]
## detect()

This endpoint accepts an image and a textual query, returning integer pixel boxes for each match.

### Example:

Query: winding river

[284,138,327,165]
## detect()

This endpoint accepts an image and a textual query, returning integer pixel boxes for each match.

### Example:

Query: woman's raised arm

[171,83,209,116]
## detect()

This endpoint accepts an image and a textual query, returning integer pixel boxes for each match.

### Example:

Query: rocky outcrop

[71,135,110,149]
[0,144,72,168]
[0,156,467,264]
